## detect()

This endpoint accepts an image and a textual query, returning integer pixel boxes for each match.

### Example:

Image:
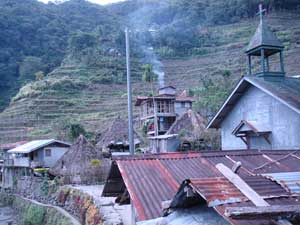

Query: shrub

[90,159,101,167]
[24,205,46,225]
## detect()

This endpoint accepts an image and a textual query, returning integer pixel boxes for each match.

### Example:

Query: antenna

[125,28,135,155]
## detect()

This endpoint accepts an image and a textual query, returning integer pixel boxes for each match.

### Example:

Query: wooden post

[225,205,300,221]
[266,56,270,72]
[261,49,265,73]
[280,51,285,73]
[248,55,252,75]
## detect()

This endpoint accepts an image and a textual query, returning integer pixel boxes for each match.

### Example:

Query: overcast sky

[38,0,125,5]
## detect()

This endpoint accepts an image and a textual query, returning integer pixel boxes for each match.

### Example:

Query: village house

[1,139,70,188]
[136,86,197,153]
[135,86,194,136]
[148,110,208,153]
[207,6,300,150]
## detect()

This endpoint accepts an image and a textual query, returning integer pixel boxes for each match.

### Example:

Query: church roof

[207,76,300,129]
[246,20,284,55]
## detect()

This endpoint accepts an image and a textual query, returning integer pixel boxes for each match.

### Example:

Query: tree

[19,56,45,82]
[35,71,45,81]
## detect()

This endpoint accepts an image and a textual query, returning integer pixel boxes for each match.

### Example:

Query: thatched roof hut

[166,110,213,150]
[50,135,110,184]
[96,116,141,152]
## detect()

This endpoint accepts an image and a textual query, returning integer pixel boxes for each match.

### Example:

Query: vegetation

[51,117,89,141]
[24,204,46,225]
[0,0,122,110]
[109,0,300,57]
[13,197,72,225]
[0,0,299,144]
[190,71,234,117]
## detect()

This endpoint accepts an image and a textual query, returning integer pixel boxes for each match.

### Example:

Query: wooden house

[135,86,194,136]
[207,6,300,150]
[1,139,70,188]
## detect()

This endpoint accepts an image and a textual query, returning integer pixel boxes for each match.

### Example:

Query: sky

[38,0,125,5]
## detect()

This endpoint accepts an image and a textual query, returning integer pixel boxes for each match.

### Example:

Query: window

[45,148,52,157]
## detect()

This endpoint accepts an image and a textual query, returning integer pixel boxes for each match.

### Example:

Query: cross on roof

[257,4,267,23]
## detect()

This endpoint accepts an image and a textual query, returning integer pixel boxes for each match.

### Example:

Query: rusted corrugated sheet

[190,177,247,207]
[117,159,179,221]
[104,150,300,222]
[188,176,288,207]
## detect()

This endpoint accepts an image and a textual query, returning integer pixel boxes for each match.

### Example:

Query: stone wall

[54,186,121,225]
[0,192,72,225]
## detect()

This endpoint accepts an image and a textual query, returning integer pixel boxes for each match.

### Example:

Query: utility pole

[125,28,135,155]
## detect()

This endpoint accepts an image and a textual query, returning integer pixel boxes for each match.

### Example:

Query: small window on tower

[181,102,185,108]
[45,149,52,157]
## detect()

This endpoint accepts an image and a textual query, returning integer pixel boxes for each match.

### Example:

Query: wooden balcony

[4,157,30,167]
[3,158,42,168]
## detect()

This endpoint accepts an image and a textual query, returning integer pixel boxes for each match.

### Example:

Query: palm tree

[142,64,158,136]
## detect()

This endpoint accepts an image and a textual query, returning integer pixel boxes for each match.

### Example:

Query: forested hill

[0,0,123,110]
[1,0,300,110]
[0,0,300,144]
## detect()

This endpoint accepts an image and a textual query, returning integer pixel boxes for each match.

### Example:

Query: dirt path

[18,196,81,225]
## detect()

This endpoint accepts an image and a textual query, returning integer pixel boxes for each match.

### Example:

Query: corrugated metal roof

[189,178,247,207]
[8,139,70,154]
[0,141,28,150]
[263,172,300,194]
[103,150,300,222]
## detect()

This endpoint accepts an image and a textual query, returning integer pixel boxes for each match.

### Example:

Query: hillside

[0,10,300,144]
[0,0,122,111]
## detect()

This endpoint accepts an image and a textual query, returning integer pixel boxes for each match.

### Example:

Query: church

[207,5,300,150]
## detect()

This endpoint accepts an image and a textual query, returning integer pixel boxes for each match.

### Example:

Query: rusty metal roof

[0,141,28,150]
[207,76,300,129]
[103,150,300,222]
[189,177,247,207]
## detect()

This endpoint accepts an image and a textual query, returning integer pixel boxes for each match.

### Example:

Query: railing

[4,157,30,167]
[141,101,176,119]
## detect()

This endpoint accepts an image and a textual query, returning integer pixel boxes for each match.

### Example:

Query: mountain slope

[0,0,122,110]
[1,11,300,144]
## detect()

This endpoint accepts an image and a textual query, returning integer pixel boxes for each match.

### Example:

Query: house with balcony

[135,86,194,136]
[1,139,70,188]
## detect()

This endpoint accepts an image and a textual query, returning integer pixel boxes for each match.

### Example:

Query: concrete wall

[150,138,180,153]
[42,147,68,168]
[221,85,300,150]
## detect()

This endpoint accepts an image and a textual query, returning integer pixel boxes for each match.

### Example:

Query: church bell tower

[246,4,285,77]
